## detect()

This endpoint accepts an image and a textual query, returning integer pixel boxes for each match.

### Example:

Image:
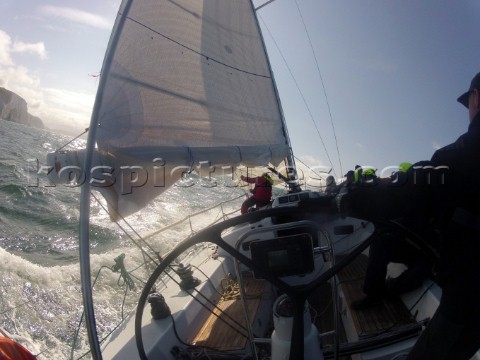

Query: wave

[0,120,253,358]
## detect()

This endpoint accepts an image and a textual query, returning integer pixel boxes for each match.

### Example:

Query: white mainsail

[50,0,291,218]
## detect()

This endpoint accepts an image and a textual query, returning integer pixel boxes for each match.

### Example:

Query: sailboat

[46,0,454,359]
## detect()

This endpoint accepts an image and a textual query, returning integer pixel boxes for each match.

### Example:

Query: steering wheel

[135,205,396,360]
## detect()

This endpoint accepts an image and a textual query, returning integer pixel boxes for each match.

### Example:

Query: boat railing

[138,193,249,293]
[68,193,249,359]
[142,193,247,243]
[115,193,250,297]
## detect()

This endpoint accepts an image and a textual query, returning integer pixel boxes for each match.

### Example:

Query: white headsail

[49,0,291,219]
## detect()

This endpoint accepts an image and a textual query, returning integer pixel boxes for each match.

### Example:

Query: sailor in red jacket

[240,173,273,214]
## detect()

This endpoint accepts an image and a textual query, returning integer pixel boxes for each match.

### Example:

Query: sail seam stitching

[126,16,272,79]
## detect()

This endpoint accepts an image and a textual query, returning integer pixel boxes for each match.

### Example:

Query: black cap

[457,72,480,108]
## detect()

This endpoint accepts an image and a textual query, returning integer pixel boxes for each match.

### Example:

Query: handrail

[142,193,246,241]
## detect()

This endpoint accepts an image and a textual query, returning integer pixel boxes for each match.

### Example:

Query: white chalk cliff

[0,87,44,129]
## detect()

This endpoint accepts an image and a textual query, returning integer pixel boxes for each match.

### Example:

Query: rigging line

[255,0,278,12]
[126,16,271,79]
[258,15,337,177]
[55,128,89,153]
[294,0,343,177]
[70,265,114,360]
[293,155,326,180]
[90,192,160,265]
[87,200,246,346]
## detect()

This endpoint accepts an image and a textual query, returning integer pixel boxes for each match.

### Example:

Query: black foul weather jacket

[342,112,480,322]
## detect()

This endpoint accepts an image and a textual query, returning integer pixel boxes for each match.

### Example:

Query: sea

[0,119,278,359]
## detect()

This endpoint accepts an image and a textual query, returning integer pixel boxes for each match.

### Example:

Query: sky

[1,0,479,180]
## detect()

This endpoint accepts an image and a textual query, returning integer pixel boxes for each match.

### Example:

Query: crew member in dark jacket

[240,173,273,214]
[343,72,480,359]
[349,162,434,309]
[405,72,480,360]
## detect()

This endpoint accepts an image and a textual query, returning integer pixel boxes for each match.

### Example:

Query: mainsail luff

[79,1,134,359]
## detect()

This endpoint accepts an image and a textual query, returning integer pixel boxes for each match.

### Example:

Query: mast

[79,1,133,358]
[251,0,300,191]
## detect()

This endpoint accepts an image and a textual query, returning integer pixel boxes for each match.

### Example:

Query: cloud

[0,30,14,65]
[1,65,94,133]
[0,30,47,65]
[0,66,40,89]
[293,154,330,174]
[0,29,93,134]
[291,154,333,187]
[40,87,95,128]
[0,29,45,99]
[12,41,47,59]
[39,6,112,30]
